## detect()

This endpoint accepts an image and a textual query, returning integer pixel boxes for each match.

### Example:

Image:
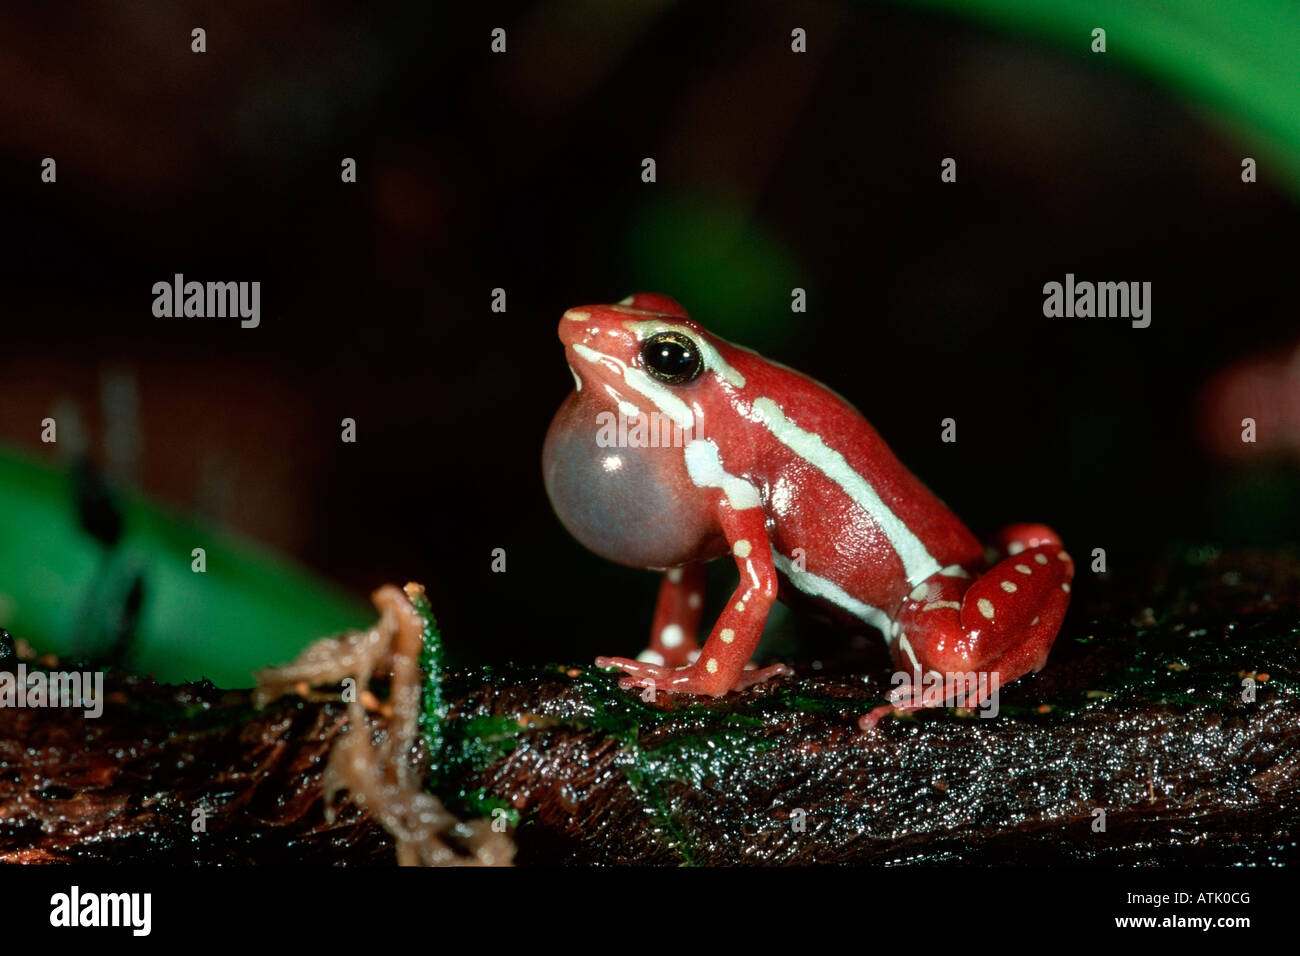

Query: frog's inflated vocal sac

[543,294,1072,729]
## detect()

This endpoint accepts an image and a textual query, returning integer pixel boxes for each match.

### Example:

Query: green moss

[451,787,518,828]
[418,664,799,863]
[411,587,448,784]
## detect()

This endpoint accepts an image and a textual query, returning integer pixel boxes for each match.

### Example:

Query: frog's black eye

[641,331,703,385]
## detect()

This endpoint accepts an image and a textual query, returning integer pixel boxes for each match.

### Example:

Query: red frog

[543,294,1073,729]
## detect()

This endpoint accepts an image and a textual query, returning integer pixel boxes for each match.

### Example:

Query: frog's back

[717,343,983,619]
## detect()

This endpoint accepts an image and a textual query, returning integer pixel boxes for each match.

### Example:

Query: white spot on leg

[733,539,752,558]
[660,625,684,648]
[636,649,665,665]
[1000,580,1017,593]
[720,628,735,644]
[923,601,961,612]
[688,593,702,610]
[667,568,683,583]
[977,598,995,619]
[734,601,746,613]
[706,658,719,674]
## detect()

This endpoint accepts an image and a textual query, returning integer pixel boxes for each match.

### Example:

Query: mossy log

[0,666,392,863]
[1,549,1296,865]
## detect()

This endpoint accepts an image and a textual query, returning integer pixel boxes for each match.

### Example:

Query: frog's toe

[735,662,795,688]
[595,655,669,687]
[858,680,935,731]
[597,656,706,694]
[858,704,898,731]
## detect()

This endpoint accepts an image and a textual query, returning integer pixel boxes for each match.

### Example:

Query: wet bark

[2,549,1296,865]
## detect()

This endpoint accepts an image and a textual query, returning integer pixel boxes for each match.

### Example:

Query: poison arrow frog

[542,294,1072,729]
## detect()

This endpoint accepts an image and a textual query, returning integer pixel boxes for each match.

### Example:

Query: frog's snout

[557,307,599,348]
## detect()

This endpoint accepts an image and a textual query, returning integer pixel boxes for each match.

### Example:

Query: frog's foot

[858,672,996,730]
[859,687,926,731]
[596,656,793,697]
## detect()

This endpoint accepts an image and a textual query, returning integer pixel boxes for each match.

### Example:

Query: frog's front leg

[863,525,1073,729]
[596,503,793,696]
[637,564,705,669]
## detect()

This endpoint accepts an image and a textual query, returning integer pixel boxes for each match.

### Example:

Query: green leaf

[0,447,369,687]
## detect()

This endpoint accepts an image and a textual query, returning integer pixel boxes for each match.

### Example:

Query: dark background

[1,1,1296,668]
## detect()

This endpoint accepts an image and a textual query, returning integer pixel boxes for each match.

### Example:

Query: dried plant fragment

[256,582,513,866]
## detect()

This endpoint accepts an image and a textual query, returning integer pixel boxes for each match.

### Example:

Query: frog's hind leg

[639,564,705,668]
[957,539,1073,675]
[861,528,1073,730]
[962,524,1073,680]
[987,523,1067,563]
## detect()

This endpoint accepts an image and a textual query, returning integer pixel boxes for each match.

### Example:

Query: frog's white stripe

[605,386,641,420]
[754,397,942,587]
[896,632,921,670]
[683,438,761,510]
[621,320,746,388]
[772,550,893,635]
[571,343,695,430]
